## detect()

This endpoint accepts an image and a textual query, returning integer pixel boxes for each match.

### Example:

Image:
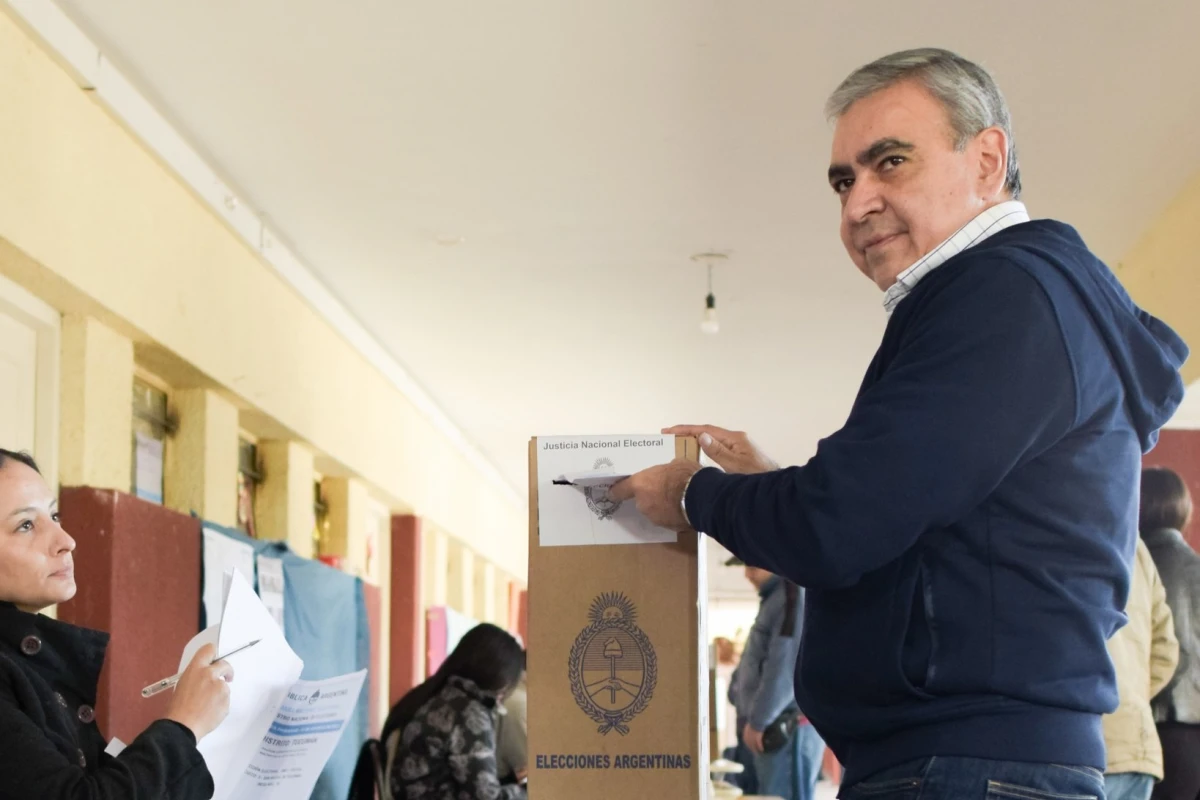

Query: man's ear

[975,126,1009,199]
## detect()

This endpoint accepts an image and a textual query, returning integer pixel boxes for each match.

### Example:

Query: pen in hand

[141,639,261,698]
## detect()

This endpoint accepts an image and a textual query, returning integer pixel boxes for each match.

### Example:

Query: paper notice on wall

[445,606,480,655]
[172,570,363,800]
[535,435,678,547]
[233,670,367,800]
[134,432,164,504]
[256,556,285,632]
[177,569,306,800]
[202,528,257,627]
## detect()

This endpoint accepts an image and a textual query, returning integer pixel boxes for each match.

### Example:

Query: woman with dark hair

[382,622,526,799]
[1140,466,1200,800]
[0,448,233,798]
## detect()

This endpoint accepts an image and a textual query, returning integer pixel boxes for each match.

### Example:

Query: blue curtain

[278,550,370,800]
[200,524,370,800]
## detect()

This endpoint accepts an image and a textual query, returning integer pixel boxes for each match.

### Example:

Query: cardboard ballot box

[527,435,707,800]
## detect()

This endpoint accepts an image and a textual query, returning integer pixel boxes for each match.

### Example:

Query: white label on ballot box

[536,434,678,547]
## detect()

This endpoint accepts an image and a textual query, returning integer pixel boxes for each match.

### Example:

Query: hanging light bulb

[700,263,720,334]
[701,292,719,334]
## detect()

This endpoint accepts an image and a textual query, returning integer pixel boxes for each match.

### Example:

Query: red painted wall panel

[388,515,423,707]
[425,607,448,678]
[362,582,383,736]
[516,589,528,648]
[1144,429,1200,548]
[57,488,202,743]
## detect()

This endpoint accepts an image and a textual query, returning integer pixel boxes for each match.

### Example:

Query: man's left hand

[608,459,701,531]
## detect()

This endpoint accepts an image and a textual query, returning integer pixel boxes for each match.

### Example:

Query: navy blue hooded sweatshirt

[685,220,1188,784]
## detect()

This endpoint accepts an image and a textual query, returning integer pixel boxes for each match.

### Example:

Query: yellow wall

[59,315,133,490]
[0,10,526,579]
[1117,171,1200,384]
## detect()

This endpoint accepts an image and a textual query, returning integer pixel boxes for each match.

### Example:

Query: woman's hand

[165,643,234,741]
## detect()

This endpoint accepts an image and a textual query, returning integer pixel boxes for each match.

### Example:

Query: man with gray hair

[612,48,1189,797]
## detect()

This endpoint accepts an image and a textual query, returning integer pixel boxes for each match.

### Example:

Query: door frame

[0,271,60,488]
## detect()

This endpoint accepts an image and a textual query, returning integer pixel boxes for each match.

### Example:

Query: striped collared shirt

[883,201,1031,316]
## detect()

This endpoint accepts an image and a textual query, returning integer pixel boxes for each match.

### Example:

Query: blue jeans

[731,722,760,794]
[839,757,1106,800]
[1105,773,1154,800]
[754,723,826,800]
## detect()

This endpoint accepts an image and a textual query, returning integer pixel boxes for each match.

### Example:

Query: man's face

[828,79,1007,290]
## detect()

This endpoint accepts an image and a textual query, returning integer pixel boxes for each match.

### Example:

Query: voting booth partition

[57,491,372,800]
[58,486,203,744]
[527,435,708,800]
[198,523,372,800]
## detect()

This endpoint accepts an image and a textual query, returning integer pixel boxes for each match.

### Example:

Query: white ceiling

[52,0,1200,508]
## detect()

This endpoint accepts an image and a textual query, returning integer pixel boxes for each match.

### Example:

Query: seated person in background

[494,651,527,785]
[0,448,233,799]
[382,623,526,800]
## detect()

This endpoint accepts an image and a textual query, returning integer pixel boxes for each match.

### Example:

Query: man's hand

[742,723,765,755]
[664,425,778,474]
[608,459,700,531]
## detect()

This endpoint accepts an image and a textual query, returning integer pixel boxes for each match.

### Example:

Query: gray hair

[826,48,1021,199]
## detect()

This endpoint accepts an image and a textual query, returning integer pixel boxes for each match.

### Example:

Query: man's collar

[882,200,1031,316]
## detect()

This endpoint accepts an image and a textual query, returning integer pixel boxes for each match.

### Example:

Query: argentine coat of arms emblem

[584,457,622,520]
[568,592,657,736]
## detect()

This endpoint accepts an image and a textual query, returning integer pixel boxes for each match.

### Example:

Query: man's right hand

[663,425,779,475]
[742,723,766,755]
[165,643,234,742]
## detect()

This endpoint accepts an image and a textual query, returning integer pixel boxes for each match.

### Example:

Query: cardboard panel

[527,437,706,799]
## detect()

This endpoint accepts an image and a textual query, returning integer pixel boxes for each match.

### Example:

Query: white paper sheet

[255,555,285,632]
[133,432,164,504]
[444,607,480,656]
[234,670,368,800]
[177,569,305,800]
[202,528,256,627]
[536,434,678,546]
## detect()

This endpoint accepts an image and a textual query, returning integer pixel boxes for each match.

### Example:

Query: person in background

[495,650,527,785]
[712,636,742,765]
[728,558,824,800]
[1140,467,1200,800]
[0,448,232,799]
[382,623,526,800]
[1102,533,1179,800]
[611,47,1188,797]
[727,592,760,796]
